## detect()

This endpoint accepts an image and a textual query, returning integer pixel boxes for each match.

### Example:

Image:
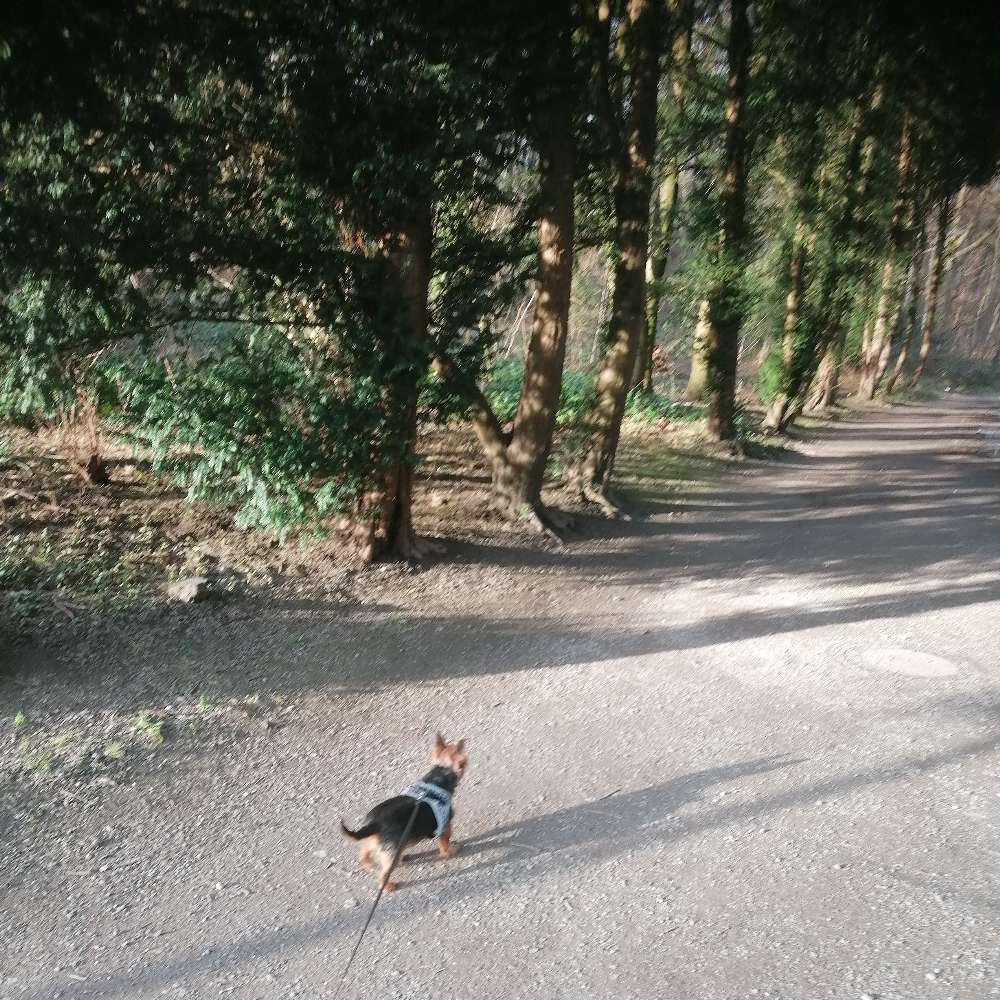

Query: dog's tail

[340,819,378,841]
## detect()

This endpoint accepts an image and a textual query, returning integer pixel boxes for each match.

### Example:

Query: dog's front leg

[437,818,457,859]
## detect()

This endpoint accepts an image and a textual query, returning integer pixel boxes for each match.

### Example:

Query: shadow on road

[31,730,1000,1000]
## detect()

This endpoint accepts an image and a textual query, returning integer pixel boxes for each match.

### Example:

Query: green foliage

[756,346,784,405]
[425,358,705,431]
[1,1,548,540]
[131,712,165,747]
[4,0,1000,544]
[106,323,419,534]
[485,361,593,427]
[0,529,147,607]
[624,391,705,425]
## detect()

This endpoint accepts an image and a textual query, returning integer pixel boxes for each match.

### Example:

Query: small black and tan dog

[340,733,468,893]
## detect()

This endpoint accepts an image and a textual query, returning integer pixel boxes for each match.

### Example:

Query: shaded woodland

[2,0,1000,567]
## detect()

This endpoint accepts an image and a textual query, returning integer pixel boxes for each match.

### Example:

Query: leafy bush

[624,391,705,424]
[425,358,705,429]
[0,276,130,421]
[106,325,417,535]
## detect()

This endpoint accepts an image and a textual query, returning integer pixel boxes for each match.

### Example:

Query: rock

[167,576,209,603]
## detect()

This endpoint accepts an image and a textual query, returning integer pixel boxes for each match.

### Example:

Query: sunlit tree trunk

[439,12,576,537]
[764,218,808,430]
[859,113,912,399]
[703,0,752,441]
[885,222,926,393]
[909,194,952,388]
[492,80,576,517]
[578,0,662,504]
[682,298,711,401]
[783,99,871,424]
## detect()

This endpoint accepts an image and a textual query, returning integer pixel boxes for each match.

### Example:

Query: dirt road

[3,396,1000,999]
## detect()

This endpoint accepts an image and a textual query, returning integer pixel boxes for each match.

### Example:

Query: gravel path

[3,396,1000,1000]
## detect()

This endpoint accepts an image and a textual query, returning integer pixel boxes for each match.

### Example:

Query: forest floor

[2,395,1000,1000]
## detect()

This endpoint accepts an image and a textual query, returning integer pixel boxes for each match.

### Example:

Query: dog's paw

[381,880,398,894]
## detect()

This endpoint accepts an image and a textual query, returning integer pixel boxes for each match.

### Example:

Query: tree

[444,6,579,534]
[884,221,926,394]
[1,0,530,554]
[858,113,913,399]
[908,195,952,388]
[575,0,663,508]
[633,0,692,393]
[702,0,752,441]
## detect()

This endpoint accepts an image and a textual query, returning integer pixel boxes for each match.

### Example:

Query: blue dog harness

[402,780,452,838]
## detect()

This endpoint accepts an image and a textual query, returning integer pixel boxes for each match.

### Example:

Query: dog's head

[432,733,468,778]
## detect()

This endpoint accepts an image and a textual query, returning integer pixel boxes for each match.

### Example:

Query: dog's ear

[434,732,446,751]
[455,738,466,753]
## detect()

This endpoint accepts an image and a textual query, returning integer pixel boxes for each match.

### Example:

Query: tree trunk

[704,0,752,441]
[362,208,433,561]
[860,298,875,360]
[859,113,912,399]
[578,0,662,499]
[885,222,927,393]
[909,194,952,388]
[434,13,576,536]
[807,345,838,411]
[633,6,689,392]
[810,276,872,413]
[810,78,885,412]
[634,170,680,391]
[493,80,576,515]
[682,298,711,401]
[764,219,808,431]
[783,98,874,426]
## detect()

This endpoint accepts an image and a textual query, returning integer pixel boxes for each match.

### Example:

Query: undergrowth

[425,359,708,429]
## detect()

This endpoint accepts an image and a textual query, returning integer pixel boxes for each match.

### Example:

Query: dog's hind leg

[358,836,377,871]
[376,847,400,894]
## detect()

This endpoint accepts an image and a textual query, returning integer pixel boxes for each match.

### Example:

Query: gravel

[2,396,999,1000]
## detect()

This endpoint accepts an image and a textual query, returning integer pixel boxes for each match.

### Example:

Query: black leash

[332,798,422,1000]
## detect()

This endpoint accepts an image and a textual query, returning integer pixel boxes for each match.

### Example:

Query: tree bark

[807,346,838,411]
[885,222,927,393]
[909,194,952,388]
[682,298,711,401]
[361,208,433,561]
[860,297,875,360]
[577,0,662,499]
[803,74,884,414]
[492,84,576,516]
[703,0,752,441]
[859,113,912,399]
[782,99,872,426]
[434,13,576,534]
[764,218,808,431]
[634,6,689,392]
